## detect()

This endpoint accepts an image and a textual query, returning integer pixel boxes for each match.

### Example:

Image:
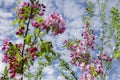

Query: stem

[32,28,41,45]
[58,58,78,80]
[20,1,34,80]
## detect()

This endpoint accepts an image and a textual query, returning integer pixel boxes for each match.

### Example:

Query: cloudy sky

[0,0,120,80]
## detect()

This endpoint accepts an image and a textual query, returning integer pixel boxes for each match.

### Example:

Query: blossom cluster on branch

[1,0,65,79]
[63,2,113,80]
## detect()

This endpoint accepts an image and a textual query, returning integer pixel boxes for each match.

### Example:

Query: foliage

[1,0,120,80]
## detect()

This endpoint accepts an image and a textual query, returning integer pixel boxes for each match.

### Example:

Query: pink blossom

[80,62,86,72]
[3,38,8,45]
[16,27,24,35]
[16,2,46,20]
[30,47,38,53]
[2,46,6,50]
[23,2,30,7]
[42,12,65,35]
[98,53,112,61]
[32,21,39,28]
[80,73,94,80]
[2,54,8,62]
[1,38,8,50]
[30,53,35,60]
[10,72,16,78]
[16,43,23,49]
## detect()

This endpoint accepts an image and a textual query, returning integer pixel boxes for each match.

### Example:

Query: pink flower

[98,53,112,61]
[2,46,6,50]
[16,27,24,35]
[42,12,65,35]
[32,21,39,28]
[80,62,86,72]
[16,43,23,49]
[59,27,65,34]
[30,53,35,60]
[3,38,8,45]
[1,38,8,50]
[80,73,94,80]
[86,73,94,80]
[30,47,38,53]
[10,72,16,78]
[16,2,46,20]
[2,54,8,62]
[80,72,94,80]
[23,2,30,7]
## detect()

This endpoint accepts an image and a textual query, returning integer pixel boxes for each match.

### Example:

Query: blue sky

[0,0,120,80]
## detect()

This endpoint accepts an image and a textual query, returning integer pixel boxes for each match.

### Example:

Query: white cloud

[91,17,102,30]
[0,10,13,18]
[42,75,56,80]
[0,17,14,37]
[68,17,83,28]
[43,66,55,75]
[2,0,16,7]
[57,75,66,80]
[63,0,84,19]
[56,34,69,46]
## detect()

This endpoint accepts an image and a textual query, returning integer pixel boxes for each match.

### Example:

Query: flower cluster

[98,53,112,62]
[32,12,65,35]
[1,40,20,78]
[1,0,66,79]
[15,27,25,35]
[8,57,19,78]
[1,38,8,51]
[63,19,113,79]
[42,12,65,35]
[16,1,46,20]
[1,39,39,78]
[80,72,94,80]
[2,54,19,78]
[26,46,38,60]
[32,20,40,28]
[81,30,95,50]
[79,59,104,80]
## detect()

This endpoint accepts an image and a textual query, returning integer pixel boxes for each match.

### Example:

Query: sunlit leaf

[45,55,51,63]
[24,35,32,44]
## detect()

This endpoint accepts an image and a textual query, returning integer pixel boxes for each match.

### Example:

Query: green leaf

[16,53,20,61]
[24,35,32,44]
[38,52,45,56]
[24,72,34,78]
[45,44,49,52]
[34,28,39,37]
[46,27,50,34]
[45,55,51,63]
[24,60,29,69]
[34,16,43,24]
[39,32,44,36]
[30,59,33,65]
[11,19,19,26]
[50,50,56,56]
[3,66,8,76]
[90,67,97,76]
[114,50,120,58]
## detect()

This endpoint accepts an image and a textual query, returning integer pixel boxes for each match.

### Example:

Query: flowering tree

[1,0,120,80]
[1,0,65,79]
[62,1,120,80]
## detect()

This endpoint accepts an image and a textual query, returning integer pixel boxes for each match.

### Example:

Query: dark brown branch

[20,1,34,80]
